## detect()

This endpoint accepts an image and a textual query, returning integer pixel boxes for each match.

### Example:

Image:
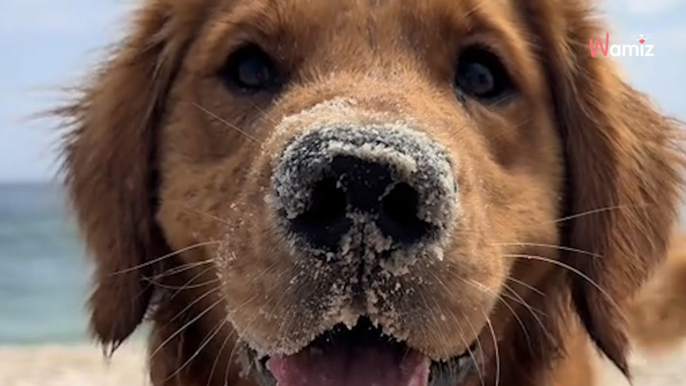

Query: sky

[1,0,685,183]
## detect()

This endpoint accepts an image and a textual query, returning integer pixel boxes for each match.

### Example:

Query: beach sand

[597,339,686,386]
[0,343,148,386]
[0,339,685,386]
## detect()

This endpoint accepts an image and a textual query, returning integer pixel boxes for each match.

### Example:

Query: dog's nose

[272,126,457,253]
[292,155,429,248]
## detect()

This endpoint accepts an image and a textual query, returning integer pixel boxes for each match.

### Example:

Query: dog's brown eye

[221,45,281,93]
[455,46,513,102]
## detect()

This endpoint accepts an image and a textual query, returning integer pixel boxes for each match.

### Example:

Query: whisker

[487,288,532,352]
[113,241,220,275]
[221,293,266,383]
[501,281,554,347]
[170,265,217,301]
[149,296,224,360]
[131,279,156,319]
[484,313,500,386]
[454,276,534,361]
[415,279,446,366]
[439,269,534,314]
[144,277,219,291]
[500,282,545,317]
[479,116,534,143]
[212,294,263,381]
[503,254,624,319]
[222,261,285,377]
[453,266,551,348]
[502,283,554,345]
[249,100,279,126]
[553,203,651,224]
[505,277,545,297]
[170,200,233,226]
[163,318,228,382]
[206,326,236,386]
[226,307,264,381]
[500,115,533,132]
[275,261,318,338]
[426,272,485,386]
[170,285,221,324]
[193,102,263,145]
[495,242,602,258]
[152,260,214,280]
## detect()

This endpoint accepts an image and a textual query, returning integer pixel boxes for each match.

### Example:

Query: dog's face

[158,1,561,382]
[59,0,683,385]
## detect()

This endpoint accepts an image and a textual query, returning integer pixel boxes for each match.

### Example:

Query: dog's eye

[221,45,281,93]
[454,46,513,102]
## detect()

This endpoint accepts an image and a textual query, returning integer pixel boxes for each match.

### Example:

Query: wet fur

[57,0,685,385]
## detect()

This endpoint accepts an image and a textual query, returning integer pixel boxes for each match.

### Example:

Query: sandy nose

[271,125,458,253]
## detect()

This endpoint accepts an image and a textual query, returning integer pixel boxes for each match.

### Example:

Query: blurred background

[0,0,685,375]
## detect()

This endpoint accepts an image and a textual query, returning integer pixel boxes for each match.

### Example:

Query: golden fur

[57,0,685,385]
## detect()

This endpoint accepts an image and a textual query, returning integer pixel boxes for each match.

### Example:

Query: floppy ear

[563,78,684,376]
[58,1,201,348]
[518,0,685,376]
[628,234,686,351]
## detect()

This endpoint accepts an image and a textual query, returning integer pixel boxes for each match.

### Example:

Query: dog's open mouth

[248,318,479,386]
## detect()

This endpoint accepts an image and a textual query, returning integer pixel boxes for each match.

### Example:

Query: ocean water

[0,183,90,344]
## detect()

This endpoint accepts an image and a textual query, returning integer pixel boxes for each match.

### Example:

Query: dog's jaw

[236,318,480,386]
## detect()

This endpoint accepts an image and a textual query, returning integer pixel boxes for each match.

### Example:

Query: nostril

[378,183,431,244]
[382,183,418,223]
[303,177,347,223]
[290,177,351,250]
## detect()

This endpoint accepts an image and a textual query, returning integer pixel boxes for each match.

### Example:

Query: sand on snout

[0,343,148,386]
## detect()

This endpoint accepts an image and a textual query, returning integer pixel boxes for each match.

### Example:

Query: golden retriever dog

[56,0,685,385]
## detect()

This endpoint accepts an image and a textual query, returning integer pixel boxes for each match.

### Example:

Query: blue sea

[0,183,90,344]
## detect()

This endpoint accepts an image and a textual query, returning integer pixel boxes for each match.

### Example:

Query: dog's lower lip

[247,320,478,386]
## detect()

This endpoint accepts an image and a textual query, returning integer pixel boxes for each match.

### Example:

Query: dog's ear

[58,1,201,348]
[628,234,686,350]
[516,0,685,376]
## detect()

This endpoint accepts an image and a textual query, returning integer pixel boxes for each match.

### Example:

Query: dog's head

[59,0,684,385]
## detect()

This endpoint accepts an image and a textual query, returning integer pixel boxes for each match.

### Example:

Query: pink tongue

[266,343,430,386]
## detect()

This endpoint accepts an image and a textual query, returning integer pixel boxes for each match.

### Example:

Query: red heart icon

[639,39,645,44]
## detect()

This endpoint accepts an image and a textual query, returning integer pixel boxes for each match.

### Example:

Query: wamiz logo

[589,33,655,57]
